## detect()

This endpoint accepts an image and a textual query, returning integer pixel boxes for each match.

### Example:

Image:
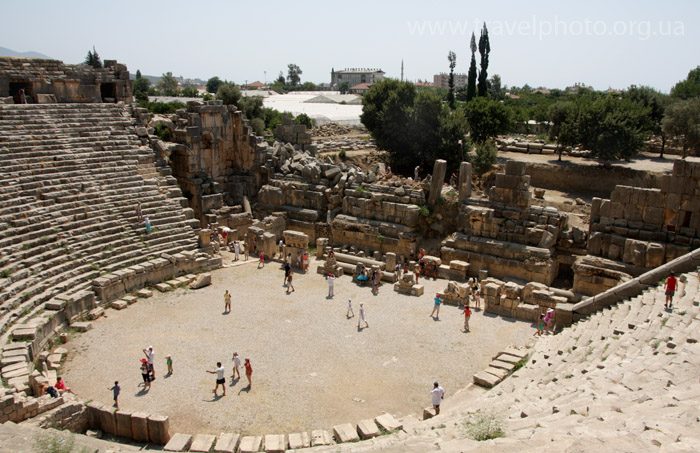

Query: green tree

[158,72,179,96]
[487,74,504,100]
[548,101,578,161]
[250,117,265,136]
[216,82,241,105]
[84,46,102,68]
[662,98,700,158]
[463,97,511,143]
[206,76,223,94]
[180,85,199,97]
[447,51,457,109]
[294,113,315,128]
[132,70,150,102]
[477,23,490,97]
[238,95,264,120]
[287,64,302,87]
[670,66,700,100]
[466,32,478,101]
[338,81,350,94]
[472,140,498,175]
[577,95,650,162]
[624,85,669,157]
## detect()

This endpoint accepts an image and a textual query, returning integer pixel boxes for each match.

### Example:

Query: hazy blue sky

[2,0,698,91]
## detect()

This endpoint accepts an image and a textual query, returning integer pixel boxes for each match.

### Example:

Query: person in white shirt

[346,299,354,319]
[327,273,335,298]
[233,241,240,261]
[431,382,445,414]
[142,346,155,379]
[207,361,226,397]
[231,352,242,380]
[358,303,368,329]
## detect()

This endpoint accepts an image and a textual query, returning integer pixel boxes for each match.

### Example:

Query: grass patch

[512,355,529,371]
[0,269,11,279]
[355,184,368,194]
[33,432,88,453]
[464,411,505,441]
[418,205,430,217]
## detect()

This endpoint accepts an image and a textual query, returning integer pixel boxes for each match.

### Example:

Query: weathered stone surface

[263,434,285,452]
[428,159,447,206]
[115,410,133,439]
[190,433,216,452]
[357,419,381,439]
[310,429,334,446]
[130,412,150,442]
[214,433,240,453]
[458,161,472,201]
[136,289,153,298]
[189,273,212,289]
[239,435,263,452]
[375,413,403,432]
[164,433,192,451]
[154,283,172,292]
[111,300,128,310]
[473,370,502,388]
[333,423,360,443]
[287,432,310,449]
[147,414,171,445]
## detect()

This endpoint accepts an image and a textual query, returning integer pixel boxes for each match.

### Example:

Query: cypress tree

[477,23,490,97]
[466,32,477,101]
[447,51,456,109]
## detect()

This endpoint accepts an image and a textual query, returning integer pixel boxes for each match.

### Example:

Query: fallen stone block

[333,423,360,443]
[374,413,403,433]
[502,347,528,359]
[190,433,216,452]
[189,273,212,290]
[357,419,380,439]
[87,307,104,320]
[263,434,285,452]
[148,414,171,444]
[111,300,128,310]
[11,328,36,341]
[136,289,153,298]
[412,284,424,296]
[70,322,92,332]
[239,435,263,453]
[484,366,509,380]
[473,370,502,388]
[489,359,516,371]
[495,353,522,365]
[45,300,66,311]
[214,432,240,453]
[287,432,310,449]
[311,429,334,446]
[164,433,192,451]
[122,295,138,305]
[154,283,172,292]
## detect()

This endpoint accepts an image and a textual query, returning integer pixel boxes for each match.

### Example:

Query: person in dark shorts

[140,358,151,389]
[207,362,226,397]
[664,272,677,309]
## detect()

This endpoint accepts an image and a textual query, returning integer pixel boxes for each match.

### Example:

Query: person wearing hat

[430,293,443,320]
[143,346,155,379]
[140,358,151,389]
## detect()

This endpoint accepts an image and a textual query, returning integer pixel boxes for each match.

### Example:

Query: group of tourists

[206,352,253,397]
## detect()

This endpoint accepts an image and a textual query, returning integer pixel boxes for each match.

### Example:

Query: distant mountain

[0,46,52,59]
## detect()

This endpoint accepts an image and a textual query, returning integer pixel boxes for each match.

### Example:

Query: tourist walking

[414,265,420,284]
[664,272,677,309]
[233,241,240,261]
[346,299,354,318]
[135,201,143,222]
[278,239,285,259]
[286,272,295,293]
[431,293,442,319]
[143,346,155,379]
[207,362,226,397]
[231,352,241,379]
[258,251,265,268]
[166,355,173,375]
[244,358,253,387]
[243,241,249,261]
[534,313,545,336]
[358,303,369,329]
[140,359,151,389]
[463,305,472,332]
[394,263,402,281]
[224,290,232,313]
[109,381,121,409]
[471,278,480,309]
[431,382,445,415]
[302,250,309,273]
[543,308,555,334]
[283,261,291,286]
[327,273,335,298]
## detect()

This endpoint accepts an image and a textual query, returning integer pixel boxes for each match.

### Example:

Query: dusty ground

[62,258,531,436]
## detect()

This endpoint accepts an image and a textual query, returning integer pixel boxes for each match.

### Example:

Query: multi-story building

[433,73,468,89]
[331,68,385,88]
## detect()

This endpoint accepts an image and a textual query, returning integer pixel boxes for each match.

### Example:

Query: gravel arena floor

[62,256,532,436]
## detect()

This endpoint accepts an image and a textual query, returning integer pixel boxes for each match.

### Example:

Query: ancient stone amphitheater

[0,58,698,452]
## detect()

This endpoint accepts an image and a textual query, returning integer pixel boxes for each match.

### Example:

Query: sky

[1,0,698,92]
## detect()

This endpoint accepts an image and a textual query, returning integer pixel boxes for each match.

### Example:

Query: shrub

[338,149,347,160]
[137,100,185,114]
[464,411,505,441]
[216,82,241,106]
[418,205,430,217]
[154,123,173,141]
[294,113,315,129]
[250,117,265,136]
[472,140,498,175]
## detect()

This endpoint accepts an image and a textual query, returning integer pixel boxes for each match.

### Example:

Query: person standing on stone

[233,241,240,262]
[143,346,155,379]
[664,272,677,309]
[346,299,354,318]
[431,382,445,415]
[430,293,442,320]
[224,290,232,313]
[231,352,242,380]
[109,381,121,409]
[207,362,226,397]
[135,201,143,222]
[358,303,368,329]
[327,273,335,298]
[286,271,295,293]
[244,358,253,387]
[463,305,472,332]
[414,165,421,181]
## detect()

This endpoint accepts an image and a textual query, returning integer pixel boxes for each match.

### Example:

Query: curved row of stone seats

[0,103,201,341]
[323,271,700,452]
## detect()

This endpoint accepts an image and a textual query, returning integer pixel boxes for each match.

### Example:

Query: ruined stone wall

[0,57,131,103]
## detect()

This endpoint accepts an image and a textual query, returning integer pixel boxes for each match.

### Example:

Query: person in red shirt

[463,305,472,332]
[244,358,253,388]
[664,272,677,309]
[54,377,72,394]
